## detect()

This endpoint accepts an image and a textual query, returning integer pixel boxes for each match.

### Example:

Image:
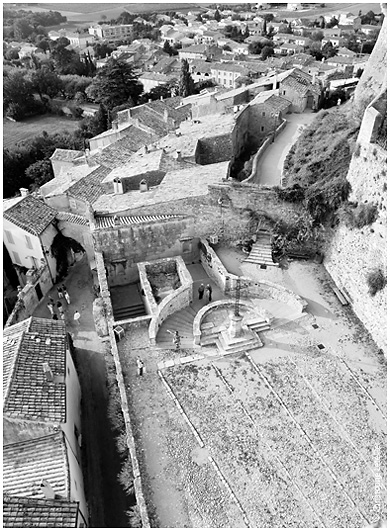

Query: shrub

[276,183,305,203]
[367,269,387,296]
[339,202,378,229]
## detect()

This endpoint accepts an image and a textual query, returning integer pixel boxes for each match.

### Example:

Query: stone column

[228,312,244,338]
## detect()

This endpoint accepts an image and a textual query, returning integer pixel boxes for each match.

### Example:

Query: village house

[162,28,186,46]
[66,32,92,48]
[138,72,174,93]
[3,495,85,528]
[178,44,219,61]
[3,317,88,525]
[210,62,252,88]
[88,23,134,42]
[3,191,58,289]
[275,42,305,56]
[278,68,322,112]
[321,36,341,48]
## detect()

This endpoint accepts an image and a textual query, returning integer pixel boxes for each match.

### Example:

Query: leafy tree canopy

[85,58,143,110]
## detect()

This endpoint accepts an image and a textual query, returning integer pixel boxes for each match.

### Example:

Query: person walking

[59,307,65,320]
[47,301,55,316]
[63,288,71,305]
[206,284,212,302]
[52,313,58,320]
[167,329,181,349]
[136,358,144,376]
[57,286,63,299]
[198,283,205,300]
[73,310,81,325]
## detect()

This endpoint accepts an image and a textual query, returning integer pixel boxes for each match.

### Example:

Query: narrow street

[33,255,130,527]
[253,111,317,186]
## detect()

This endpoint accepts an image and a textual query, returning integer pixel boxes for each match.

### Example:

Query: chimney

[175,150,182,161]
[139,179,148,192]
[42,362,53,382]
[40,480,56,500]
[163,108,169,123]
[312,72,317,84]
[160,95,164,101]
[20,188,29,197]
[143,144,149,155]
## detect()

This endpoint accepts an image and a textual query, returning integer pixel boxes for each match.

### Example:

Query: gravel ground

[116,257,386,527]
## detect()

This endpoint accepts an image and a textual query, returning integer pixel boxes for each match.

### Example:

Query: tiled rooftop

[3,318,67,423]
[3,495,79,528]
[262,94,292,113]
[89,127,157,168]
[93,161,229,213]
[103,150,163,183]
[68,165,111,205]
[3,432,70,499]
[95,213,183,229]
[56,212,90,226]
[3,195,57,235]
[49,149,83,162]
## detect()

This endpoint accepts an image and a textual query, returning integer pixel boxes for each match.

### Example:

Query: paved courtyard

[116,255,387,528]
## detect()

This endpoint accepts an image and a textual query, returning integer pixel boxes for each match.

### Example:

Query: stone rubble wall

[94,250,150,527]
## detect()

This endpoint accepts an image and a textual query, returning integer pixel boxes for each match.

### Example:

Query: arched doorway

[50,232,86,282]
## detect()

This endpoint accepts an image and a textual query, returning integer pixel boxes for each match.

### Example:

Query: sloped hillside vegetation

[280,106,360,226]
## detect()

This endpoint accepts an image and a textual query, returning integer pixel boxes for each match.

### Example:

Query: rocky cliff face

[324,11,387,353]
[353,3,387,117]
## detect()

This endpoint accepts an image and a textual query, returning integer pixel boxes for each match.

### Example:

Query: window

[262,112,265,117]
[5,230,14,244]
[261,126,264,131]
[13,251,21,264]
[25,234,33,249]
[283,90,286,95]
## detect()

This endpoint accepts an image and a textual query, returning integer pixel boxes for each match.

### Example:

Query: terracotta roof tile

[3,433,70,499]
[3,318,67,423]
[67,165,111,204]
[49,149,83,162]
[3,495,79,528]
[3,195,57,235]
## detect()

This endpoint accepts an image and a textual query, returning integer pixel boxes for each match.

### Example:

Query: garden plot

[165,363,319,528]
[291,352,387,468]
[215,357,367,528]
[261,358,378,522]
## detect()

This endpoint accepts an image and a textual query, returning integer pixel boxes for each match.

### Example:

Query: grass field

[264,2,381,19]
[3,115,81,149]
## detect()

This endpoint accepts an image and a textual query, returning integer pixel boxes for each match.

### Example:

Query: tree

[178,59,194,97]
[36,37,50,54]
[85,58,143,110]
[13,18,33,40]
[263,13,274,23]
[163,40,177,56]
[360,10,376,25]
[261,45,274,61]
[25,159,54,191]
[214,9,221,22]
[30,67,63,101]
[326,16,339,29]
[93,41,114,59]
[311,30,324,42]
[322,41,338,59]
[3,71,36,119]
[196,13,203,22]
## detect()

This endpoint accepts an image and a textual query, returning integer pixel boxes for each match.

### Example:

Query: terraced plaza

[117,260,387,528]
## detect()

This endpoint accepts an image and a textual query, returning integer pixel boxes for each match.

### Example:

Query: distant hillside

[30,2,203,22]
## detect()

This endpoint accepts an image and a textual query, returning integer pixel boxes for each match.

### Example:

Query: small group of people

[198,283,213,302]
[46,284,81,325]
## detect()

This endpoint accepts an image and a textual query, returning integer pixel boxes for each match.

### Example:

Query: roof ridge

[3,332,24,406]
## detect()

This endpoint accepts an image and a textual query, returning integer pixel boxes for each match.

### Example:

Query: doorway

[35,283,43,301]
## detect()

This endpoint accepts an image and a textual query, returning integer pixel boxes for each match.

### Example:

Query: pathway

[253,111,317,186]
[32,255,130,527]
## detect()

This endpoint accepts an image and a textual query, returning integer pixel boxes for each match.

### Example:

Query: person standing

[59,307,65,320]
[198,283,205,300]
[206,284,212,302]
[63,288,71,305]
[57,286,63,299]
[47,301,55,316]
[73,310,81,325]
[136,358,144,376]
[52,313,58,320]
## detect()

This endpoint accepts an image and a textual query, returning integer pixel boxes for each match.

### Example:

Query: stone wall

[199,238,307,314]
[197,134,234,165]
[324,137,387,352]
[5,264,53,327]
[353,6,387,116]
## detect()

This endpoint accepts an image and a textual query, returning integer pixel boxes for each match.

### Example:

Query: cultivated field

[3,116,80,149]
[264,2,381,19]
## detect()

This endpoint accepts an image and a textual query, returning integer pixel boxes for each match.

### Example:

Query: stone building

[3,317,88,525]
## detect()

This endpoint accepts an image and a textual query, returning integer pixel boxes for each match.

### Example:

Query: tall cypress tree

[178,59,194,98]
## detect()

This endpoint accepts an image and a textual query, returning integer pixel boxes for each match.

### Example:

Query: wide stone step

[215,337,261,355]
[114,304,146,319]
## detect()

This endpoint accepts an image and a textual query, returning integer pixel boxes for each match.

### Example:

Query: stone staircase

[243,231,277,268]
[155,306,198,349]
[113,301,146,321]
[200,316,271,355]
